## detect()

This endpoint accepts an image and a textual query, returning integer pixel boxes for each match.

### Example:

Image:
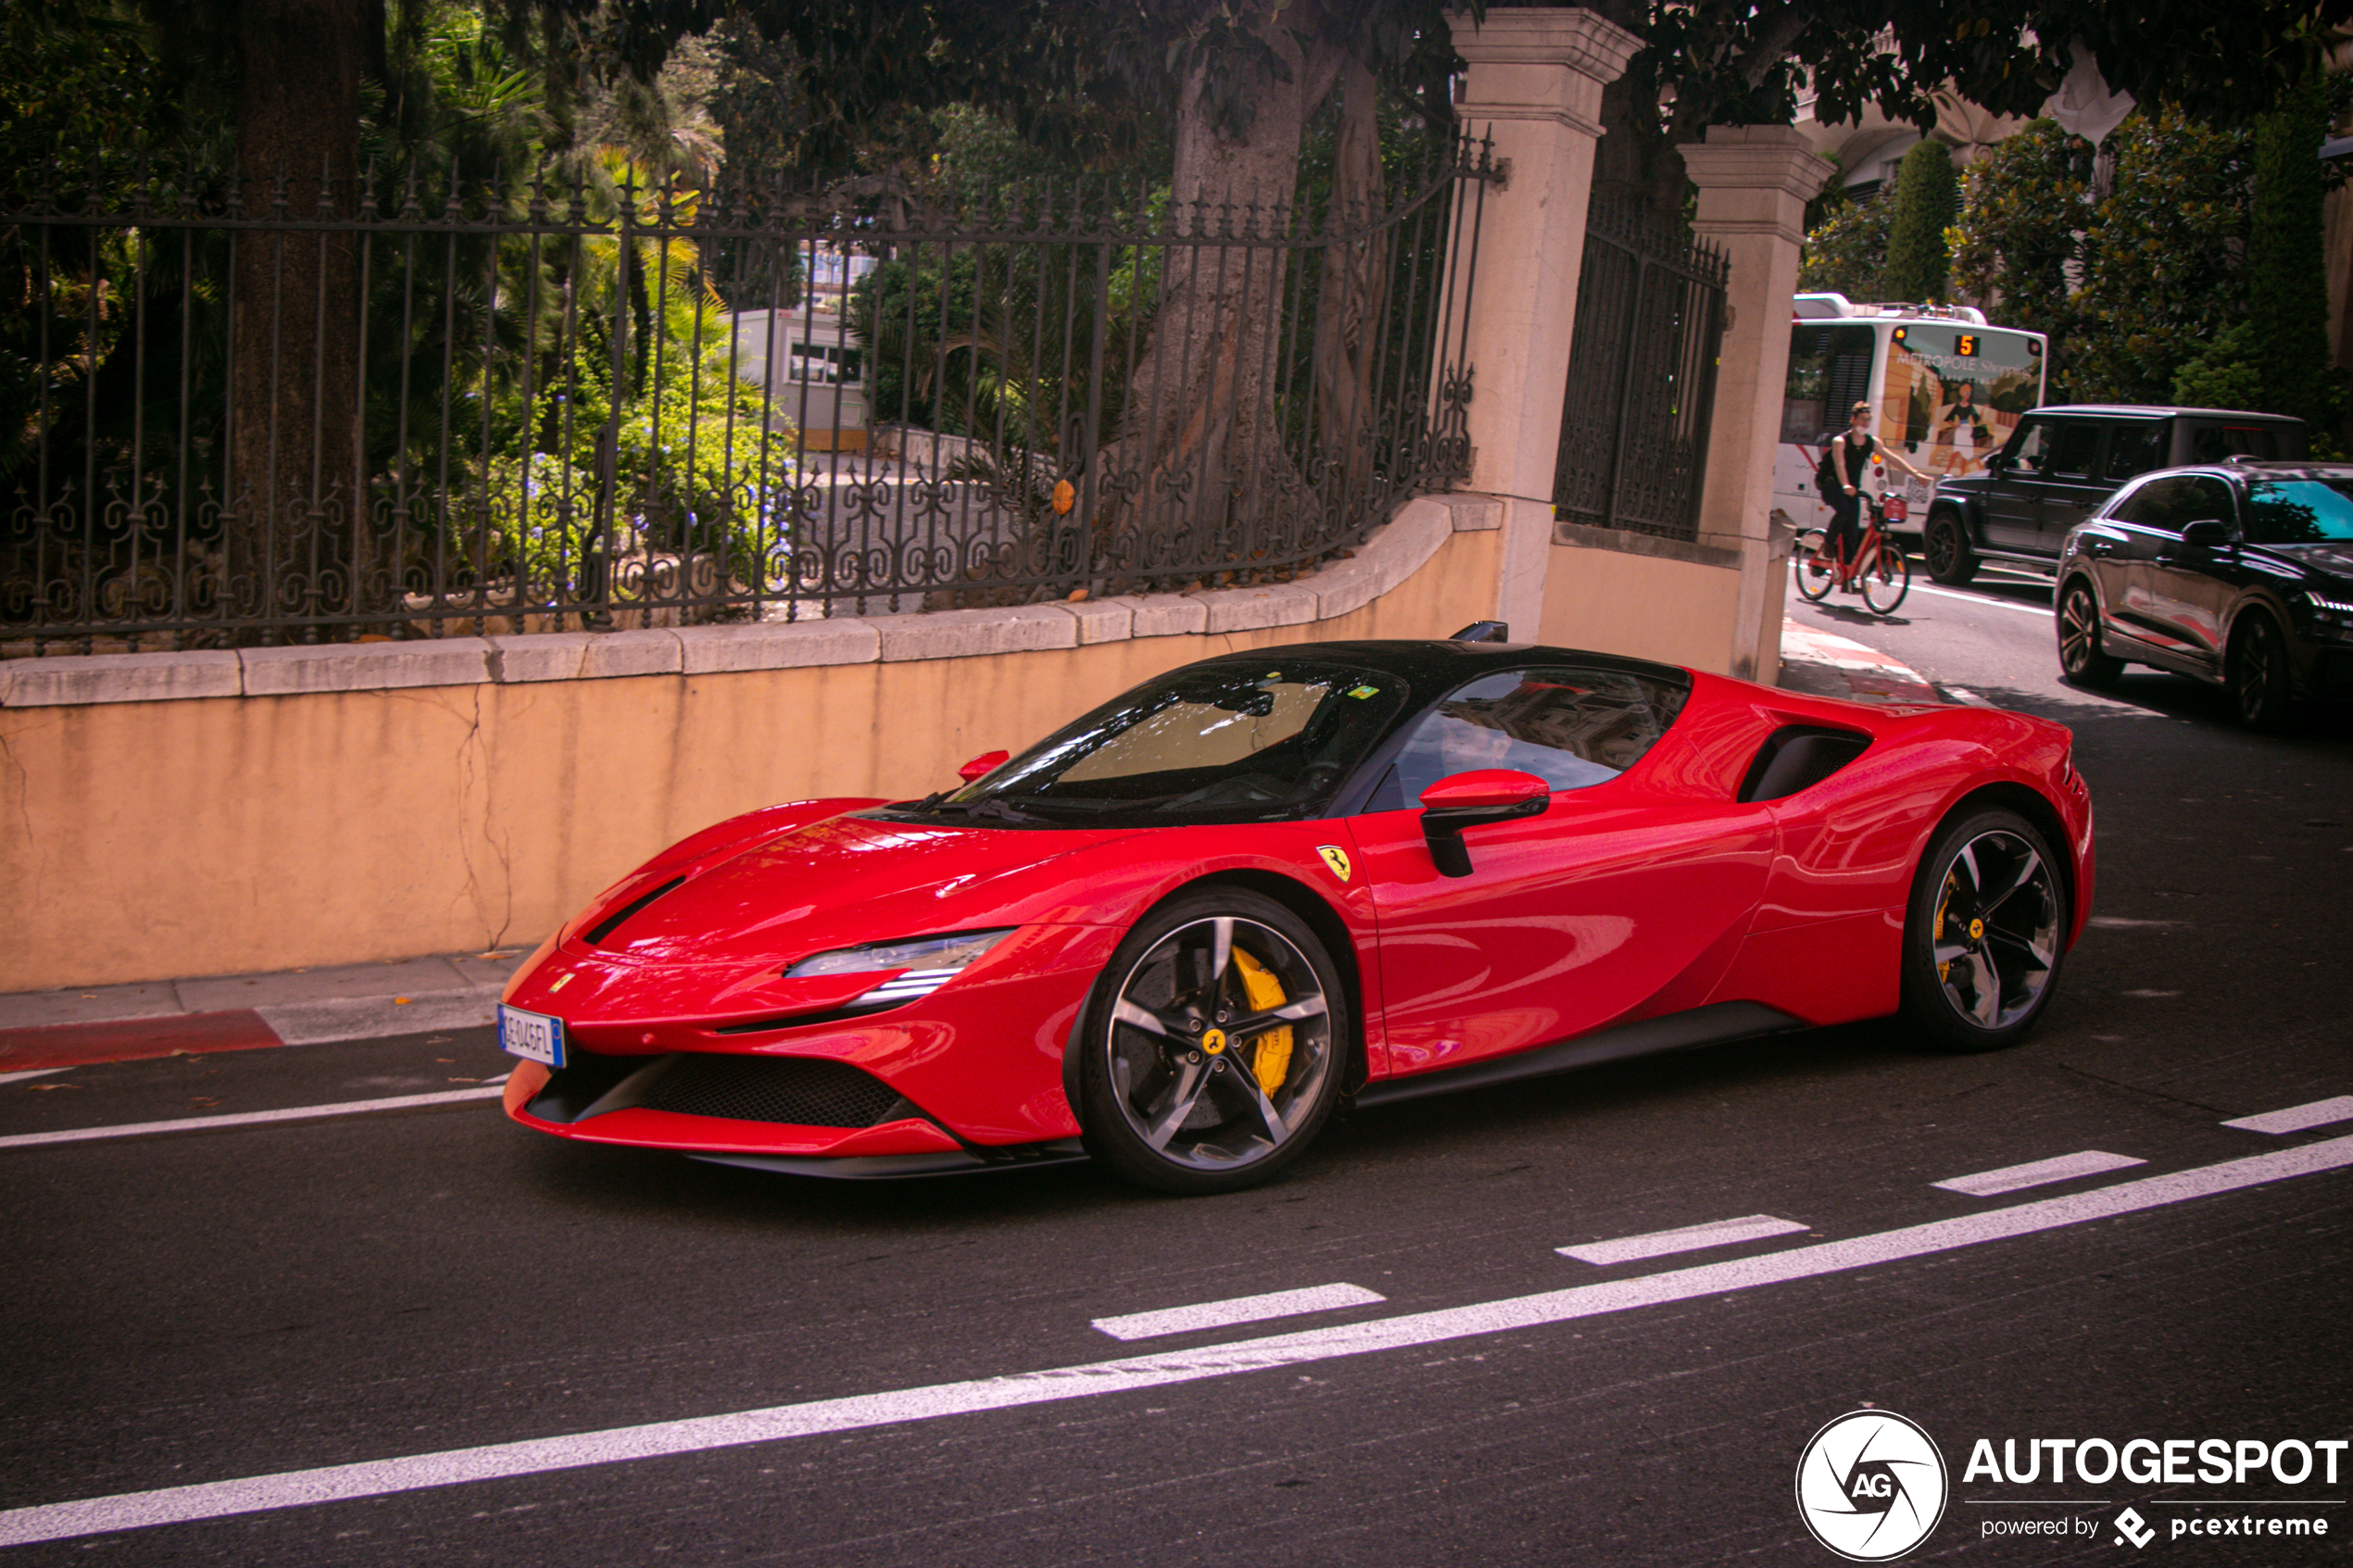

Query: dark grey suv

[1922,405,2308,584]
[2055,461,2353,729]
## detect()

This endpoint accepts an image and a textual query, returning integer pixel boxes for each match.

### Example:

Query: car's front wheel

[2228,611,2296,732]
[1076,888,1345,1194]
[1899,808,2068,1053]
[1924,510,1979,585]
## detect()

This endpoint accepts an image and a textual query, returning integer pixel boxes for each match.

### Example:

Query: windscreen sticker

[1347,685,1380,699]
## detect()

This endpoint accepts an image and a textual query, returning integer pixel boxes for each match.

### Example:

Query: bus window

[1783,324,1874,443]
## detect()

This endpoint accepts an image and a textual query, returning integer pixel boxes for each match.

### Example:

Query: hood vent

[583,875,687,946]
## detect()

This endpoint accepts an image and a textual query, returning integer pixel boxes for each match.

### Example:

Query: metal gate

[1551,197,1728,542]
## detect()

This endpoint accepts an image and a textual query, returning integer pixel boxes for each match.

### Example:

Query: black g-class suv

[1921,405,2307,584]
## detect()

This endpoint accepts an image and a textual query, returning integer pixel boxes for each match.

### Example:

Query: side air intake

[1737,725,1872,803]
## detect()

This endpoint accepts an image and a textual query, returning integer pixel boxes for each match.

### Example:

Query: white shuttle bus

[1774,294,2048,539]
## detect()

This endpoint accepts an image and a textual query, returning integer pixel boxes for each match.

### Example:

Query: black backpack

[1815,433,1872,501]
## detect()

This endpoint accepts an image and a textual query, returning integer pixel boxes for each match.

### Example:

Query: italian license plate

[498,1005,566,1069]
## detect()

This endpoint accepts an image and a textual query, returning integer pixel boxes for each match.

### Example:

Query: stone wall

[0,495,1503,991]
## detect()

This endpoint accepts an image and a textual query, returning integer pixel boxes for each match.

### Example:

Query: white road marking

[1092,1284,1385,1341]
[0,1084,508,1150]
[2224,1096,2353,1135]
[4,1134,2347,1548]
[0,1067,74,1085]
[1933,1150,2145,1197]
[1558,1213,1808,1265]
[1904,583,2052,617]
[2087,917,2187,930]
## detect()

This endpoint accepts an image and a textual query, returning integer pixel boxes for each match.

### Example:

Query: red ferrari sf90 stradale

[499,632,2093,1193]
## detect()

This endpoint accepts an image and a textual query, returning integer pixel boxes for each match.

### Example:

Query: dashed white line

[1933,1150,2145,1197]
[0,1066,74,1085]
[5,1134,2347,1548]
[1558,1213,1808,1265]
[0,1084,508,1150]
[2224,1096,2353,1135]
[1092,1283,1385,1341]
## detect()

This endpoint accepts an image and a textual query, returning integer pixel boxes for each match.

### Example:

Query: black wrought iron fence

[1552,196,1728,543]
[0,139,1493,656]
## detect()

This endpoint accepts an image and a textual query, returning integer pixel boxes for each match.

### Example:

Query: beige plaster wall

[0,530,1498,991]
[1535,542,1743,673]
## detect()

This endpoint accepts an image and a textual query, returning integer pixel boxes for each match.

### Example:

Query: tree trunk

[1088,4,1345,588]
[227,0,372,636]
[1311,53,1388,522]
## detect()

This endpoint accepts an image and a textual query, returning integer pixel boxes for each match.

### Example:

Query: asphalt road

[4,566,2350,1566]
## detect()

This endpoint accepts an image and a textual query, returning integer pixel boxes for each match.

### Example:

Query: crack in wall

[447,684,512,953]
[0,722,36,856]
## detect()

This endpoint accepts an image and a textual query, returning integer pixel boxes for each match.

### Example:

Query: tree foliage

[2233,69,2348,435]
[1880,139,1957,303]
[1796,190,1893,300]
[2070,110,2259,405]
[1950,119,2094,348]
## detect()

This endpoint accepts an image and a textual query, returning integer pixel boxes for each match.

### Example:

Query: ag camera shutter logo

[1795,1410,1949,1561]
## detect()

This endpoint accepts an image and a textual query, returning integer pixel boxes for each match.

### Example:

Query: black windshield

[875,662,1409,828]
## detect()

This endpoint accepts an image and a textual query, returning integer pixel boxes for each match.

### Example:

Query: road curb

[1778,617,1945,705]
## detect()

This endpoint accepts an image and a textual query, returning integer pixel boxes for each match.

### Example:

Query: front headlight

[2299,590,2353,639]
[784,928,1016,1010]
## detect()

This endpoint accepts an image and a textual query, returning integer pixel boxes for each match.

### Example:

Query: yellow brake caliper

[1232,947,1293,1095]
[1935,872,1956,982]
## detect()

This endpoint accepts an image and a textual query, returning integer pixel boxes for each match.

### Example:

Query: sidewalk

[0,948,529,1078]
[4,618,1945,1077]
[1776,615,1948,706]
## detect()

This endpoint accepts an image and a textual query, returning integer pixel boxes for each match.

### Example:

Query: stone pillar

[1446,9,1641,640]
[1681,125,1835,681]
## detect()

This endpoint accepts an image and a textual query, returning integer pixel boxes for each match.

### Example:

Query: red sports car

[499,633,2094,1193]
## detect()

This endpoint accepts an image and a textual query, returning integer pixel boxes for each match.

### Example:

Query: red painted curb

[0,1010,284,1073]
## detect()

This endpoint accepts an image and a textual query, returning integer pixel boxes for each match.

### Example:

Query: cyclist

[1824,401,1930,590]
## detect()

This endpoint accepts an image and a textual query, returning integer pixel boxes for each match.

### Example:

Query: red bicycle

[1793,470,1912,614]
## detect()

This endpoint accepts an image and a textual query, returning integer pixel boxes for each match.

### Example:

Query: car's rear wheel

[1792,530,1836,602]
[2057,580,2123,687]
[1899,809,2067,1053]
[2227,611,2296,732]
[1076,888,1345,1194]
[1924,510,1979,585]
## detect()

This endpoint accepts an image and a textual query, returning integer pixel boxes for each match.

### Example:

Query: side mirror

[1418,769,1550,879]
[2181,519,2232,549]
[957,749,1010,782]
[1987,453,2010,473]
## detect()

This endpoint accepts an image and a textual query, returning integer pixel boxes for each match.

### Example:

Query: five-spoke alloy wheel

[1900,809,2069,1052]
[1076,889,1345,1193]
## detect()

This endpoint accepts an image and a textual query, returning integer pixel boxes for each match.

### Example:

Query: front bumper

[500,922,1124,1162]
[501,1059,1088,1176]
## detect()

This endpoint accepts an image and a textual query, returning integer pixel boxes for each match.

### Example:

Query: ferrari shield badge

[1315,845,1353,883]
